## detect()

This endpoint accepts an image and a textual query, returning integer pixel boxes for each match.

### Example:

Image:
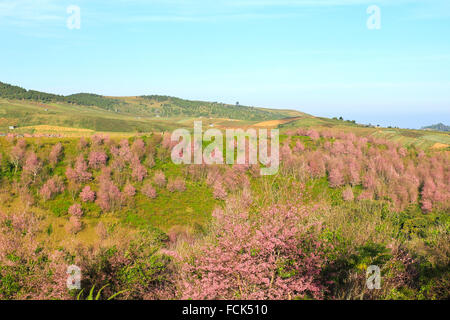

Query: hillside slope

[0,81,304,123]
[422,123,450,132]
[1,81,449,150]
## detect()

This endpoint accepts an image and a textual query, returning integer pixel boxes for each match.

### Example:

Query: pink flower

[142,183,157,199]
[124,183,136,197]
[66,155,92,183]
[66,216,82,234]
[342,186,354,201]
[79,186,96,202]
[49,143,63,166]
[40,176,65,201]
[88,151,108,169]
[131,157,147,182]
[131,138,146,159]
[179,201,329,300]
[167,177,186,192]
[153,171,167,188]
[68,203,83,217]
[23,152,42,179]
[213,181,227,200]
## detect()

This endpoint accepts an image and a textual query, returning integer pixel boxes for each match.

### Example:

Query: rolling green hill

[422,123,450,132]
[0,81,304,123]
[279,116,450,150]
[1,81,449,150]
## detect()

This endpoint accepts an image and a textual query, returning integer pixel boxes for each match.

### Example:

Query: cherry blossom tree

[142,183,157,199]
[131,157,147,182]
[49,143,63,166]
[68,203,83,217]
[40,176,65,201]
[213,181,227,200]
[96,171,123,212]
[342,186,354,201]
[79,185,96,202]
[131,138,146,159]
[293,141,305,153]
[66,155,92,183]
[10,142,26,173]
[153,171,167,188]
[88,151,108,169]
[78,137,88,150]
[66,216,82,234]
[167,177,186,192]
[179,202,329,300]
[124,183,136,198]
[22,152,42,182]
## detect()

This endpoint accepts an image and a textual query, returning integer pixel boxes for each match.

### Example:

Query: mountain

[1,81,449,150]
[0,81,304,122]
[421,123,450,132]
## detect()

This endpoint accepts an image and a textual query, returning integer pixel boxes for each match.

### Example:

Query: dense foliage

[141,95,286,121]
[0,81,291,121]
[0,129,448,300]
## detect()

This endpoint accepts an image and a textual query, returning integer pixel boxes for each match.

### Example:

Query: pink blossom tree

[328,160,345,188]
[347,159,361,186]
[40,176,65,201]
[142,183,157,199]
[88,151,108,169]
[362,170,377,190]
[306,129,320,141]
[307,152,326,178]
[10,143,26,173]
[179,202,329,300]
[79,185,96,202]
[131,157,147,182]
[68,203,83,217]
[119,139,133,162]
[66,216,83,234]
[293,141,305,153]
[68,155,92,183]
[124,183,136,198]
[167,177,186,192]
[153,171,167,188]
[213,181,227,200]
[131,138,146,159]
[49,143,63,166]
[22,152,42,182]
[96,173,123,212]
[78,137,88,150]
[342,186,354,201]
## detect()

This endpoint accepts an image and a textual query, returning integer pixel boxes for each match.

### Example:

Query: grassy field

[1,96,448,151]
[0,129,448,300]
[1,80,448,150]
[279,116,450,150]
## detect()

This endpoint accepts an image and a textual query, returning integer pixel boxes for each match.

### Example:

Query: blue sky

[0,0,449,128]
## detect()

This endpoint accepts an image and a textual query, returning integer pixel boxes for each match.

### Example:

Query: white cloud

[0,0,64,26]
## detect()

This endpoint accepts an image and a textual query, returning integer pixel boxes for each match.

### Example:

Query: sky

[0,0,449,129]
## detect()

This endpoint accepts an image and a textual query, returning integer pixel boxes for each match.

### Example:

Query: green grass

[0,81,304,130]
[125,182,215,230]
[280,117,450,149]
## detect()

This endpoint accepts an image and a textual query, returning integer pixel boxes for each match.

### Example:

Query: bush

[179,201,329,299]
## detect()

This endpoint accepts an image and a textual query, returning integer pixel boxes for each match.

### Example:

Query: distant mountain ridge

[0,81,303,121]
[422,123,450,132]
